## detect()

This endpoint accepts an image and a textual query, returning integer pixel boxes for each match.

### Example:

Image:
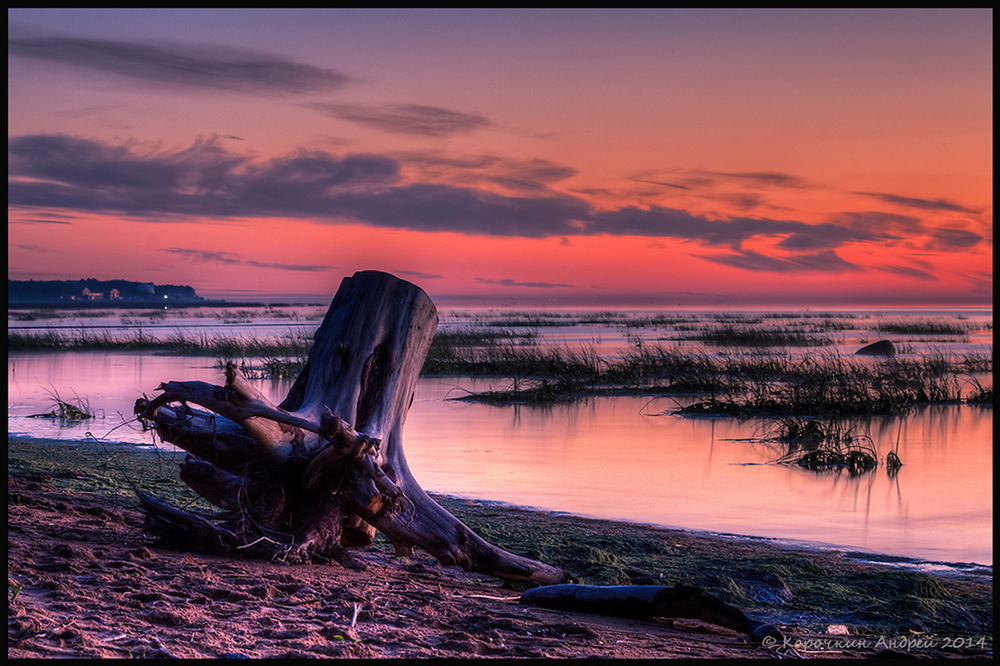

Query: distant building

[9,279,204,304]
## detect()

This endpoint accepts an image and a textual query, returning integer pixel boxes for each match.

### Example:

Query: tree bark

[135,270,570,585]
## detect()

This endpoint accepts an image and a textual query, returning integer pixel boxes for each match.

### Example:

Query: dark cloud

[775,222,885,250]
[694,249,861,273]
[10,35,351,95]
[396,270,445,279]
[164,248,333,272]
[927,227,984,249]
[10,134,401,218]
[321,184,590,236]
[13,133,968,262]
[476,278,576,288]
[854,191,979,214]
[306,103,491,137]
[873,265,937,281]
[14,243,53,252]
[698,170,812,189]
[589,206,883,249]
[10,134,196,190]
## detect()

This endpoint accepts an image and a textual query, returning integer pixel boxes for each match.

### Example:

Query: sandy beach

[7,437,993,660]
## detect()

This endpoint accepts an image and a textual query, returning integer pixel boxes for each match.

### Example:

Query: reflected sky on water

[8,346,992,566]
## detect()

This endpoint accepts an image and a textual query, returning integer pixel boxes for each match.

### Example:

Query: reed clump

[775,441,879,476]
[877,319,970,335]
[756,419,888,476]
[223,358,306,380]
[962,376,993,405]
[27,388,94,422]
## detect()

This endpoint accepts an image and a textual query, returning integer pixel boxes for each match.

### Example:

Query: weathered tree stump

[135,270,570,585]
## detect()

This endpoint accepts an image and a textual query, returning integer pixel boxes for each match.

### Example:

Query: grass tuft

[27,388,94,422]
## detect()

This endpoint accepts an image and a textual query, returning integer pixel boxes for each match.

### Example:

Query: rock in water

[855,340,895,356]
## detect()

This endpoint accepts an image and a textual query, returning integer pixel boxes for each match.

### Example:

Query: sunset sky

[8,8,992,306]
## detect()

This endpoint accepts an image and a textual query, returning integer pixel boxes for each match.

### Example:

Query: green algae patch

[435,498,992,636]
[8,437,209,510]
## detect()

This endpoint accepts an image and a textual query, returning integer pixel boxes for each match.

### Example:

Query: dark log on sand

[135,271,570,585]
[520,584,782,643]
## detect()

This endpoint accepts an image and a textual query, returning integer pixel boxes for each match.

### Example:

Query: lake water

[7,306,993,567]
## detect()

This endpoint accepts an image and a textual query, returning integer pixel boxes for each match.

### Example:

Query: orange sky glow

[8,9,992,306]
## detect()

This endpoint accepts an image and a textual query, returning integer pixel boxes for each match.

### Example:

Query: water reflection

[7,351,993,566]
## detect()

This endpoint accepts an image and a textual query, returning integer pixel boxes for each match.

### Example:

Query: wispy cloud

[694,249,861,273]
[14,243,54,252]
[395,150,577,194]
[396,270,445,279]
[10,34,351,95]
[632,169,813,191]
[11,217,74,225]
[854,191,980,214]
[306,103,491,137]
[626,175,690,190]
[698,170,813,189]
[828,211,923,235]
[476,277,576,288]
[164,248,334,272]
[872,265,937,281]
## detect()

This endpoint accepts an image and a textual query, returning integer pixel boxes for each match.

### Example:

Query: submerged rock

[855,340,895,356]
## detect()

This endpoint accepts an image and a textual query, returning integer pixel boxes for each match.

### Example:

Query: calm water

[7,307,993,566]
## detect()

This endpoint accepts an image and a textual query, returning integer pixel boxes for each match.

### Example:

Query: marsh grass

[682,325,831,347]
[439,339,976,414]
[678,354,965,417]
[10,316,988,417]
[877,319,970,335]
[423,336,603,380]
[8,329,313,356]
